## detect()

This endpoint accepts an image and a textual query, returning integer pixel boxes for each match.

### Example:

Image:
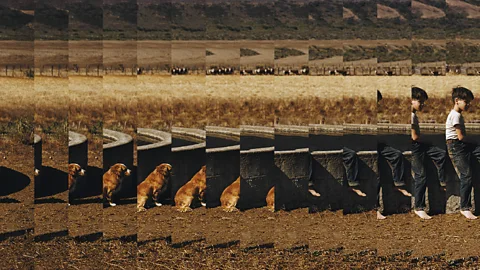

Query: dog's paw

[137,207,147,212]
[223,207,239,213]
[155,202,163,207]
[178,207,193,213]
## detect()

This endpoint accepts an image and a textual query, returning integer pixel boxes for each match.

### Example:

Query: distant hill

[274,48,306,60]
[308,46,343,61]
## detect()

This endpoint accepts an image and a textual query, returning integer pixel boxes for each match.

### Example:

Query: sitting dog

[137,163,172,212]
[68,163,86,192]
[174,165,206,212]
[266,186,275,212]
[103,163,131,207]
[220,176,240,212]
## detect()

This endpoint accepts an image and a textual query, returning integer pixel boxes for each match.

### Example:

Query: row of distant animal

[49,65,479,77]
[67,163,275,213]
[138,67,311,76]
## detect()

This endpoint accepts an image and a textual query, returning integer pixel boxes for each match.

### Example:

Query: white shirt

[446,109,466,140]
[412,112,420,137]
[411,112,419,126]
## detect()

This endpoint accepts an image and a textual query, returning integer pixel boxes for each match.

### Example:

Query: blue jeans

[412,141,447,210]
[379,145,405,187]
[447,140,474,211]
[343,147,359,187]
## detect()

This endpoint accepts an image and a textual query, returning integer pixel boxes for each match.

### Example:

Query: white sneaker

[201,202,206,207]
[460,210,478,220]
[414,210,432,220]
[109,202,116,207]
[155,202,162,207]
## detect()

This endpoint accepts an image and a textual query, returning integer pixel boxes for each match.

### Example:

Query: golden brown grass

[1,75,479,137]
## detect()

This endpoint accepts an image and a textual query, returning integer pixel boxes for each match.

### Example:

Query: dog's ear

[68,164,77,175]
[111,164,121,176]
[158,163,172,175]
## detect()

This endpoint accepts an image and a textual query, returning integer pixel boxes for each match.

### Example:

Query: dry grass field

[102,75,137,133]
[2,75,478,130]
[137,75,173,131]
[377,77,411,124]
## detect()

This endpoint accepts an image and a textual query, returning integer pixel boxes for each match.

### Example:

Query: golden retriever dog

[174,165,206,212]
[266,186,275,212]
[220,176,240,212]
[103,163,131,207]
[137,163,172,212]
[68,163,86,191]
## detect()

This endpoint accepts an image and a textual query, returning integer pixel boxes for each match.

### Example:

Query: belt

[446,139,458,144]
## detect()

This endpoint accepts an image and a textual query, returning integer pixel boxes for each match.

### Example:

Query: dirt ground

[2,140,480,269]
[136,207,479,269]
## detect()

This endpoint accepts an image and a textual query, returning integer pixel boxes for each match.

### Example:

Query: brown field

[274,40,309,67]
[239,40,274,68]
[137,40,171,69]
[34,41,68,67]
[68,41,103,68]
[0,41,33,66]
[172,41,205,71]
[103,40,137,68]
[206,41,240,68]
